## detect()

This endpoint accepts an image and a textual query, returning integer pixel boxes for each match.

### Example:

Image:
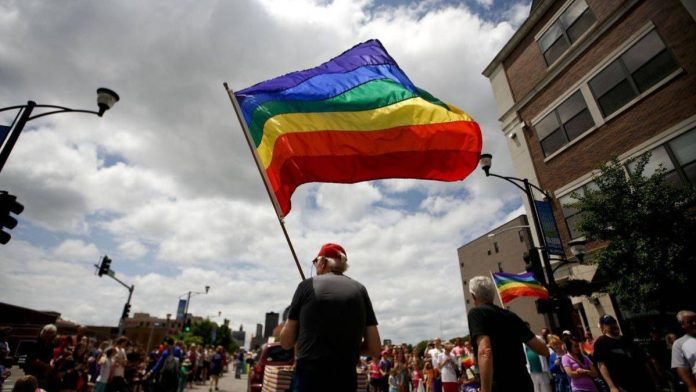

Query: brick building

[458,215,550,334]
[482,0,696,335]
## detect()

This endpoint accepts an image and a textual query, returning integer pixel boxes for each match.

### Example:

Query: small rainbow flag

[232,39,482,216]
[492,272,549,304]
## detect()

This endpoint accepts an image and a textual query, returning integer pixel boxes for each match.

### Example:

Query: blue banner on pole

[0,125,10,146]
[534,200,565,256]
[176,299,187,322]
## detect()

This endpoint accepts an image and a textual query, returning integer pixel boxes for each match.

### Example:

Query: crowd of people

[2,324,250,392]
[464,275,696,392]
[362,338,478,392]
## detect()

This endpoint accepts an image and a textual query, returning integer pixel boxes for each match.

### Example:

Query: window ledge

[543,124,600,162]
[600,68,683,125]
[543,68,683,163]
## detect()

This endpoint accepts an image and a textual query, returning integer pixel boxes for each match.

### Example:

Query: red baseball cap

[314,243,346,262]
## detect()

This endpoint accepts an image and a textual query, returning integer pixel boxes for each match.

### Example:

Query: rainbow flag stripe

[234,39,482,216]
[492,272,549,304]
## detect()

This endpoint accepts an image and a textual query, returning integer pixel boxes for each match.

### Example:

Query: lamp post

[180,285,210,331]
[480,153,591,331]
[479,154,556,290]
[0,88,120,173]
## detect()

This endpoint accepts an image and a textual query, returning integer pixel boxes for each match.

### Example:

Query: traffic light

[121,303,131,319]
[184,319,192,332]
[523,250,545,284]
[98,256,112,276]
[0,191,24,245]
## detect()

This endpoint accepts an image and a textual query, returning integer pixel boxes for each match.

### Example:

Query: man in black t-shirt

[280,243,382,392]
[593,314,658,392]
[466,276,549,392]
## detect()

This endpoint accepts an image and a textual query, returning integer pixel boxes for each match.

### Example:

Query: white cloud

[53,239,100,261]
[0,0,531,344]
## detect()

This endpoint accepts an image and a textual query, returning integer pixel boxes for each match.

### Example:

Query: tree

[214,321,240,353]
[190,319,216,346]
[572,155,696,314]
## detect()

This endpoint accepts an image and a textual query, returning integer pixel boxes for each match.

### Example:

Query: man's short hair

[676,310,696,323]
[468,276,496,303]
[41,324,57,335]
[322,255,349,273]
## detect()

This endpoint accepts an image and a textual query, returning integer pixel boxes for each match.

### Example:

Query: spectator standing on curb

[593,314,658,392]
[26,324,58,392]
[672,310,696,392]
[436,343,458,392]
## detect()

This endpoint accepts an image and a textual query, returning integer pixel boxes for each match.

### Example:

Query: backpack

[158,351,179,390]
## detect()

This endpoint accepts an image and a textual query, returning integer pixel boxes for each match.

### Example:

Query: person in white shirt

[671,310,696,392]
[95,347,115,392]
[428,338,444,392]
[437,343,458,392]
[111,337,129,392]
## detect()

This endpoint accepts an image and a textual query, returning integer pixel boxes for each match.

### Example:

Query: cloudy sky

[0,0,531,346]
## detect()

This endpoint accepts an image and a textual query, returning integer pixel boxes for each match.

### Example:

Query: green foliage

[572,155,696,314]
[183,333,203,347]
[214,321,239,353]
[181,319,240,353]
[190,319,216,346]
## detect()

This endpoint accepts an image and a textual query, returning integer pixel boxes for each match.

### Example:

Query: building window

[494,242,499,253]
[487,249,492,255]
[535,90,595,156]
[628,128,696,186]
[518,230,525,242]
[559,181,597,239]
[589,30,679,117]
[538,0,596,65]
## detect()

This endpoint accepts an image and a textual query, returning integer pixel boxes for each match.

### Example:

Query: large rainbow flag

[233,39,482,216]
[492,272,549,304]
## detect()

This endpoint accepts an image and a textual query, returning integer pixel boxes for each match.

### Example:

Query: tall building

[232,324,246,348]
[264,312,279,340]
[250,323,264,351]
[458,215,549,334]
[483,0,696,335]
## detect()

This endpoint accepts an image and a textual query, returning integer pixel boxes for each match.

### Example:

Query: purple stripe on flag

[237,40,397,96]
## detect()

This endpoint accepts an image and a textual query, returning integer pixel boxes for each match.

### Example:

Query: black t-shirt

[593,335,654,391]
[467,303,535,392]
[288,273,378,366]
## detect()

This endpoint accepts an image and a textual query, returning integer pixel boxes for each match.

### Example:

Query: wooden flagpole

[223,82,306,280]
[489,270,505,307]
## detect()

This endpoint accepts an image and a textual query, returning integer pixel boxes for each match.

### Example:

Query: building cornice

[490,0,642,123]
[482,0,556,77]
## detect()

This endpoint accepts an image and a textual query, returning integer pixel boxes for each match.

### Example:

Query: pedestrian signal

[0,191,24,245]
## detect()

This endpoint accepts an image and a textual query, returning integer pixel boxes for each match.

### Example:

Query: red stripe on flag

[265,121,481,215]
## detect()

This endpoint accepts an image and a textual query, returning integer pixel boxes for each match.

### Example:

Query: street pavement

[209,371,248,392]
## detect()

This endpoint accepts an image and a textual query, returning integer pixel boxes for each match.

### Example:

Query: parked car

[247,342,294,392]
[13,340,36,368]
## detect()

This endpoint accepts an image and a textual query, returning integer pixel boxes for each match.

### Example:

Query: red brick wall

[507,0,696,250]
[504,0,623,101]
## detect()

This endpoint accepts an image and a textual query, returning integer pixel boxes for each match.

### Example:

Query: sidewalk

[203,371,248,392]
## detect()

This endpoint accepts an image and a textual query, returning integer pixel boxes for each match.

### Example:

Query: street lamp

[180,286,210,331]
[478,153,555,289]
[0,88,120,173]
